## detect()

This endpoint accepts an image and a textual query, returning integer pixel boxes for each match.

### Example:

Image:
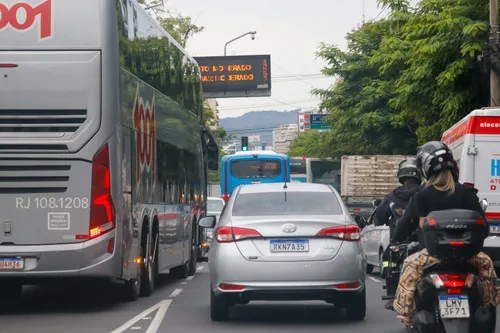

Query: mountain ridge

[219,110,298,144]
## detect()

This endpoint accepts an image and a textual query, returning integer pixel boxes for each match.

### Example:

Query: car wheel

[345,288,366,321]
[210,287,230,321]
[366,263,374,274]
[0,280,22,301]
[379,249,386,278]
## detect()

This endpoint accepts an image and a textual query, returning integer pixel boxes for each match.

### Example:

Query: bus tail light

[89,144,116,239]
[221,193,229,203]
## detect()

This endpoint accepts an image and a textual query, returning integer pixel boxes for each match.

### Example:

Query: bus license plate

[0,257,24,270]
[438,295,470,318]
[490,224,500,234]
[270,240,309,252]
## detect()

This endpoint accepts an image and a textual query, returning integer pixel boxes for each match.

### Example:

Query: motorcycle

[381,202,419,302]
[399,199,496,333]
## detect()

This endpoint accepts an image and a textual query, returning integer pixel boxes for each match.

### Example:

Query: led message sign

[194,55,271,98]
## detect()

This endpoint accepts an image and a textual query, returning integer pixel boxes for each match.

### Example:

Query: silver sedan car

[198,182,366,322]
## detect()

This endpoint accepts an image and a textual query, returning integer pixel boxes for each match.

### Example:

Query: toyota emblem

[282,223,297,233]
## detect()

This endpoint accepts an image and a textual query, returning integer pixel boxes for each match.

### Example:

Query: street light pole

[224,31,256,56]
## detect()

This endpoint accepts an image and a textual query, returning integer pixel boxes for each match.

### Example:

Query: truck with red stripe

[441,107,500,275]
[0,0,219,301]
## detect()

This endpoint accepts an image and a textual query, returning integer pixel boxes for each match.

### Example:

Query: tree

[137,0,204,48]
[289,17,417,158]
[374,0,489,143]
[288,130,331,158]
[289,0,491,158]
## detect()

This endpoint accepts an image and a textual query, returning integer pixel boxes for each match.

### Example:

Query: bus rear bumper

[0,231,123,280]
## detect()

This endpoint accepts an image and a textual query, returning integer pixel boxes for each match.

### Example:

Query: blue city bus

[220,151,291,202]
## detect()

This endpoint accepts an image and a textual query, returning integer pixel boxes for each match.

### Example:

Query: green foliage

[137,0,204,48]
[289,0,490,158]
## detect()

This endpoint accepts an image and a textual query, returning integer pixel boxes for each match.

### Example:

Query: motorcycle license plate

[438,295,470,318]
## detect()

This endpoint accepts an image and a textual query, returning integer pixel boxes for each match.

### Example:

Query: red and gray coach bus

[0,0,219,301]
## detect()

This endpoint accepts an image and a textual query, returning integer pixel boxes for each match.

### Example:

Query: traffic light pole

[241,136,249,151]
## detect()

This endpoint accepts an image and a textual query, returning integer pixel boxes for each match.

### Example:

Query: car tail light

[219,283,245,291]
[316,225,360,241]
[89,144,116,239]
[430,273,475,289]
[334,282,360,289]
[215,226,262,243]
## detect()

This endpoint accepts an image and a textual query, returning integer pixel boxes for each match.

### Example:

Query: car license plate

[438,295,470,318]
[0,257,24,270]
[490,224,500,234]
[270,239,309,252]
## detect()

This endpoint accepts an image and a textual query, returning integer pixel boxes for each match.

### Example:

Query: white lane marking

[109,299,172,333]
[146,298,171,333]
[180,282,187,285]
[197,265,204,271]
[369,276,381,283]
[186,276,194,281]
[169,288,183,297]
[141,317,152,320]
[131,327,141,330]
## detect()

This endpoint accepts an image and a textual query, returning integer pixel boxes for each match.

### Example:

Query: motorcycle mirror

[389,202,402,218]
[373,199,382,208]
[480,198,488,212]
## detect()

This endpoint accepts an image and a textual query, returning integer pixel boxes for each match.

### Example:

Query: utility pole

[362,0,365,24]
[490,0,500,106]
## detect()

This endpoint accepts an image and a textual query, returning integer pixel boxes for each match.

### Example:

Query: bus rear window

[230,160,281,178]
[290,158,306,174]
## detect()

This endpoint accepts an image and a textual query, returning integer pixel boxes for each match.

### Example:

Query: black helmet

[397,158,421,184]
[416,141,456,180]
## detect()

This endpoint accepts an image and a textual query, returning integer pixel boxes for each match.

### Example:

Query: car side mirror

[199,216,217,228]
[480,198,488,213]
[352,214,367,228]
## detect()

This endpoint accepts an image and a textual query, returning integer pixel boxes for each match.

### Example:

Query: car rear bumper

[209,241,366,298]
[0,231,121,280]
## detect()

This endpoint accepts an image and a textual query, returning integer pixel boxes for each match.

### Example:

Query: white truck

[441,107,500,276]
[341,155,413,275]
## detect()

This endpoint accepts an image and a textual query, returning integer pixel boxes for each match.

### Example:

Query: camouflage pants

[393,249,500,317]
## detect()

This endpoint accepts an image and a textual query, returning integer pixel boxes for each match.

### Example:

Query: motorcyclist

[390,141,499,326]
[374,158,422,307]
[375,158,422,227]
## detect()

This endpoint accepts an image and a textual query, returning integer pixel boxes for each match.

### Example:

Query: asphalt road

[1,265,499,333]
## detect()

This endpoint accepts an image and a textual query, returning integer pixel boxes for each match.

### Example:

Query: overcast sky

[165,0,388,118]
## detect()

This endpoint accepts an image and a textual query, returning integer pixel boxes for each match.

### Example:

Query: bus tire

[188,226,197,276]
[122,278,140,302]
[140,226,158,297]
[170,260,189,279]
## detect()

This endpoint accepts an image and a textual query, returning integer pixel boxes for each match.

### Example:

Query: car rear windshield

[232,191,343,216]
[207,199,224,212]
[230,159,281,178]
